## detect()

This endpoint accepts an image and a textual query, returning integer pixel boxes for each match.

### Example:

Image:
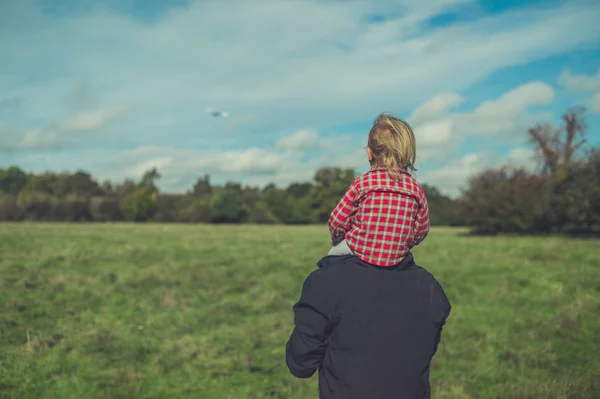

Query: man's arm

[432,281,451,356]
[328,181,359,245]
[286,269,336,378]
[433,305,451,356]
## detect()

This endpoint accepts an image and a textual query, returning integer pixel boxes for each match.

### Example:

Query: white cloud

[409,93,463,125]
[420,146,538,197]
[461,82,554,135]
[559,68,600,92]
[59,107,129,131]
[505,147,538,172]
[0,107,131,150]
[416,120,455,147]
[276,129,320,152]
[559,68,600,113]
[408,81,555,162]
[17,128,59,150]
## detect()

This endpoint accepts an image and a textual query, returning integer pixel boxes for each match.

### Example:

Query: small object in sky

[206,107,229,118]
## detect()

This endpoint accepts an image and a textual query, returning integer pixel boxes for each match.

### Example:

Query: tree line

[0,163,460,226]
[0,107,598,236]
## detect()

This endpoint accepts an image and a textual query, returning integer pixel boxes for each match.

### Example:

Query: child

[327,113,430,267]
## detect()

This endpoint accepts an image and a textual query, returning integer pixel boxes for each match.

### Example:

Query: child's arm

[328,181,359,245]
[413,186,430,245]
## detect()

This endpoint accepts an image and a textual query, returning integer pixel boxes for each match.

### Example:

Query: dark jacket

[285,253,451,399]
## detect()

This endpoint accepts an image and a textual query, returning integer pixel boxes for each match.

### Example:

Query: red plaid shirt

[328,167,430,267]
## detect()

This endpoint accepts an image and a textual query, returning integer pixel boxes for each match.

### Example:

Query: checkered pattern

[328,167,430,267]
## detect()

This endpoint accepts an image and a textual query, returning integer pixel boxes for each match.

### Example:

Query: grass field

[1,223,599,399]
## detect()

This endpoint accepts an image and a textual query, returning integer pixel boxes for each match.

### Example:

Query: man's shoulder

[314,255,356,276]
[313,255,450,308]
[316,253,424,276]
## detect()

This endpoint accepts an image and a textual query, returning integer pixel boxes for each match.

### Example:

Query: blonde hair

[367,113,417,180]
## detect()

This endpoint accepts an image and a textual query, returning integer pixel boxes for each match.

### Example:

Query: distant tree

[313,168,335,188]
[286,195,313,224]
[101,180,114,194]
[115,179,138,198]
[546,146,600,236]
[120,187,158,222]
[261,184,289,222]
[241,186,261,209]
[210,184,247,223]
[16,190,56,221]
[140,168,161,191]
[91,196,123,222]
[311,167,358,223]
[21,172,61,196]
[59,195,93,222]
[181,199,212,223]
[0,166,28,195]
[191,174,212,198]
[286,182,312,199]
[456,168,550,234]
[421,183,460,226]
[528,107,587,181]
[152,194,186,222]
[247,201,280,224]
[0,195,22,221]
[63,171,102,197]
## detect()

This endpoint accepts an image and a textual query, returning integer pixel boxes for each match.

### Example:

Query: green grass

[1,223,599,399]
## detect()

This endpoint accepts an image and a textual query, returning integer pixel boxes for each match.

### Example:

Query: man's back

[286,254,451,399]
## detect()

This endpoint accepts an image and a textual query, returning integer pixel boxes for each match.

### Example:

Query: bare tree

[527,107,587,179]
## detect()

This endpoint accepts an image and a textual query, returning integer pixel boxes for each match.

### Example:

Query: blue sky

[1,0,599,197]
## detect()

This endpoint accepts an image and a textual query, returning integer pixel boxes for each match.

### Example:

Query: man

[285,253,451,399]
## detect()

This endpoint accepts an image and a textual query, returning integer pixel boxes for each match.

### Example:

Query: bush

[247,202,280,224]
[0,166,28,195]
[91,196,123,222]
[181,199,212,223]
[152,194,187,222]
[210,187,248,223]
[284,196,313,224]
[60,195,93,222]
[0,195,22,221]
[457,167,551,235]
[16,191,55,221]
[548,147,600,236]
[422,183,462,226]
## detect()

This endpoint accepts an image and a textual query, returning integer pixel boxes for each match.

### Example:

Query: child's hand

[331,230,345,246]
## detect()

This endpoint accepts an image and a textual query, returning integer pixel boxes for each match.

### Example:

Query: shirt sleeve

[285,269,336,378]
[413,186,430,245]
[328,180,360,245]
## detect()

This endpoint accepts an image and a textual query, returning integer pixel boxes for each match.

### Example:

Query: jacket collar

[316,253,415,271]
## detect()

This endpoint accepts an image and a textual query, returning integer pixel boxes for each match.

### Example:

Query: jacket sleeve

[432,281,451,356]
[433,305,451,356]
[285,269,336,378]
